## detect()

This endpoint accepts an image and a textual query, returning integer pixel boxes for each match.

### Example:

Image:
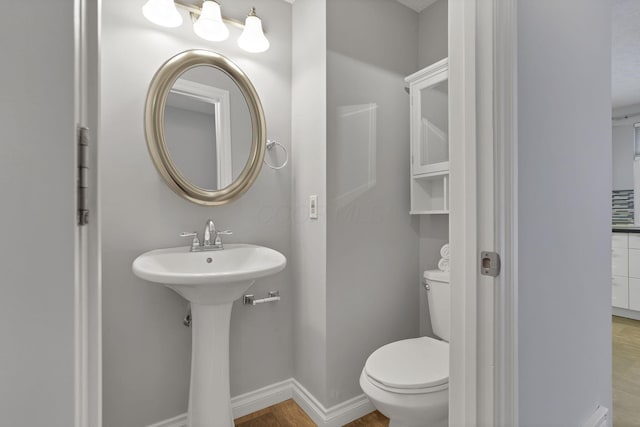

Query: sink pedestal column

[188,302,234,427]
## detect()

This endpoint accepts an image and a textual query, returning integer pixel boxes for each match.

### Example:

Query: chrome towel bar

[243,291,280,306]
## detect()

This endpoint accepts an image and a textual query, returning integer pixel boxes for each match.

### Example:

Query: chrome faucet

[203,220,215,246]
[181,219,232,252]
[203,219,233,248]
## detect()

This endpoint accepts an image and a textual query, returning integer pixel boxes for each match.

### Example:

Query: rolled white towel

[438,257,450,272]
[440,243,450,259]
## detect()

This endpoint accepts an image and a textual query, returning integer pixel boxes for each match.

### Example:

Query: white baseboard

[613,307,640,321]
[147,413,187,427]
[231,378,294,419]
[147,378,373,427]
[583,406,609,427]
[291,379,375,427]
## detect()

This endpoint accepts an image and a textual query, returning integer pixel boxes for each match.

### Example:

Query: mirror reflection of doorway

[611,1,640,425]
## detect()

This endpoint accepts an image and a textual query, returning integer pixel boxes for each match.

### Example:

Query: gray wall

[418,215,449,335]
[291,0,447,407]
[325,0,420,407]
[0,1,76,426]
[291,0,329,403]
[418,0,448,69]
[100,1,293,425]
[517,0,612,424]
[417,0,449,336]
[612,103,640,191]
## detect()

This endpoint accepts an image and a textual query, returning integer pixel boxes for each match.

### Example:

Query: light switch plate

[309,195,318,219]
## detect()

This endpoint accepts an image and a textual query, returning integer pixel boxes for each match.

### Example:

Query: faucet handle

[180,232,200,251]
[212,230,232,247]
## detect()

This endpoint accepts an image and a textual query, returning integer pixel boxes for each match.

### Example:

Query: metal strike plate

[480,251,501,277]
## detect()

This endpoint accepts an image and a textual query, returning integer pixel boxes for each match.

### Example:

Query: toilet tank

[424,270,450,342]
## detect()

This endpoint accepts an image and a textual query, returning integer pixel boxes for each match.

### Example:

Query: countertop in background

[613,225,640,233]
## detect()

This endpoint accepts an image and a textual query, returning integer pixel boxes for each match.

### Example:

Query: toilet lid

[364,337,449,390]
[424,269,449,283]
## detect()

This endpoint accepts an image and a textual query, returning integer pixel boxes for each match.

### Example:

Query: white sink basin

[132,243,286,427]
[132,244,286,304]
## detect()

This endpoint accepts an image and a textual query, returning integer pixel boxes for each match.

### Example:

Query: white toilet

[360,270,450,427]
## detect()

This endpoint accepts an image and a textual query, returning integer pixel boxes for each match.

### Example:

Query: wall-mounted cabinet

[405,58,449,215]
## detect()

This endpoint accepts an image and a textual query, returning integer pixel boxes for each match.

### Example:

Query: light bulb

[142,0,183,28]
[193,1,229,42]
[238,8,269,53]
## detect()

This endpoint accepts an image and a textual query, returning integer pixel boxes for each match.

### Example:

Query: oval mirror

[145,50,266,206]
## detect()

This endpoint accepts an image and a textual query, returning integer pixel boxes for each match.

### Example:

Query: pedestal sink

[132,244,286,427]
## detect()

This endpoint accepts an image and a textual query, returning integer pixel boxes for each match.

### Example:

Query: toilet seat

[364,337,449,395]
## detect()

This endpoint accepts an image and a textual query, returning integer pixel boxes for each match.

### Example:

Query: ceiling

[613,0,640,109]
[394,0,439,13]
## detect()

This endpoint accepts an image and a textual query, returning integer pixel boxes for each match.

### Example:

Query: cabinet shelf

[410,209,449,215]
[410,173,448,214]
[413,166,450,180]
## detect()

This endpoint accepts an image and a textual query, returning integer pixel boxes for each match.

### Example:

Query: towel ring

[264,139,288,170]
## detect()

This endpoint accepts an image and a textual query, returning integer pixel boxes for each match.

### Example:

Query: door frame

[448,0,518,425]
[74,0,520,425]
[491,0,518,425]
[75,0,102,426]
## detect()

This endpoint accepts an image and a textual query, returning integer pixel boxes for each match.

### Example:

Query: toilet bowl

[360,270,450,427]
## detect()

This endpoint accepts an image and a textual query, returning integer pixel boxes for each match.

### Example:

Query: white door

[0,1,98,427]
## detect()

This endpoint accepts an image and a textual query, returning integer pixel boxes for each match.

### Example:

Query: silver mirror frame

[144,49,266,206]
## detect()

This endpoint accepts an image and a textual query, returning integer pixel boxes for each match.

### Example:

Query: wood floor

[233,399,388,427]
[341,410,389,426]
[613,315,640,427]
[236,319,640,427]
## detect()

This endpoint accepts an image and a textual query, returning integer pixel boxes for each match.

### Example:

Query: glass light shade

[142,0,183,28]
[238,12,269,53]
[193,1,229,42]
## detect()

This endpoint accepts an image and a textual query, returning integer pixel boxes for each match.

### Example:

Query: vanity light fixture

[238,8,269,53]
[142,0,270,53]
[193,1,229,42]
[142,0,183,28]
